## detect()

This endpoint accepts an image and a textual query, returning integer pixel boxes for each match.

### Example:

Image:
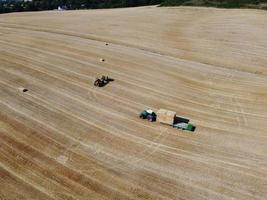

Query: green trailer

[173,122,196,132]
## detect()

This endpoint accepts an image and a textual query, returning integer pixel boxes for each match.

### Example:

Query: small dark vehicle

[94,76,113,87]
[139,109,157,122]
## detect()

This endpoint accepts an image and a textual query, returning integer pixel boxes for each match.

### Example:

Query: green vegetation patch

[160,0,267,9]
[0,0,162,14]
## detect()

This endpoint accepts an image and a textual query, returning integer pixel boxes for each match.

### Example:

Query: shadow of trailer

[174,116,190,124]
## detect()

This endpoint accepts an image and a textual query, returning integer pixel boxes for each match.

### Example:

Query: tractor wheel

[94,79,100,87]
[147,115,153,122]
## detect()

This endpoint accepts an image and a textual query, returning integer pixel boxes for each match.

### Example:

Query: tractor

[94,75,109,87]
[139,109,157,122]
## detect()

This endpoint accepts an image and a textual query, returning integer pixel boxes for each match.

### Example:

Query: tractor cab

[139,109,157,122]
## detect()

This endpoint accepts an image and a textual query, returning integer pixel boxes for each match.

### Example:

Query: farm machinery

[94,75,112,87]
[139,109,157,122]
[139,108,195,132]
[173,122,195,132]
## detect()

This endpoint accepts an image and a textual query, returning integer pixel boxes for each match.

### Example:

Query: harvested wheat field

[0,6,267,200]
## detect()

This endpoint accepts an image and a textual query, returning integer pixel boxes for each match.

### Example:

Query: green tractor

[139,109,157,122]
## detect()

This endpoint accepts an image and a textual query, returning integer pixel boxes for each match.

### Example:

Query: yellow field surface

[0,6,267,200]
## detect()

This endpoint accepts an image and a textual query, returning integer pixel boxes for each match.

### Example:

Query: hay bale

[100,58,105,62]
[18,87,28,93]
[156,109,176,125]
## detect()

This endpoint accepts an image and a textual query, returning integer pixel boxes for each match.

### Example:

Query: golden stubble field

[0,6,267,200]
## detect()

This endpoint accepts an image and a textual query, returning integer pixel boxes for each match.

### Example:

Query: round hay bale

[100,58,105,62]
[105,43,109,46]
[18,87,28,93]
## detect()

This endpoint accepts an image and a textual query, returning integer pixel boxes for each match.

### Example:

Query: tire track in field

[1,54,266,175]
[1,9,267,199]
[2,66,267,172]
[2,78,267,189]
